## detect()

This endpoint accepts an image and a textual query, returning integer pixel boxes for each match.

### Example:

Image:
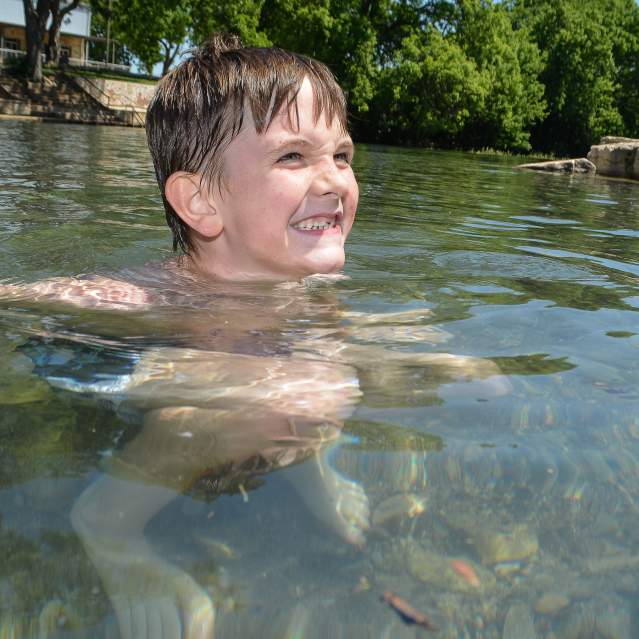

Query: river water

[1,121,639,639]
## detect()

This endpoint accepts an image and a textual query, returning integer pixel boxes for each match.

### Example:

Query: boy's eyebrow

[269,136,355,153]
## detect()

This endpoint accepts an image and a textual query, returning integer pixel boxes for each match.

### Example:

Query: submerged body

[7,269,508,639]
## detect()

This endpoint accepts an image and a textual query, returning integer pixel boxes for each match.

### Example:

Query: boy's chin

[296,249,346,278]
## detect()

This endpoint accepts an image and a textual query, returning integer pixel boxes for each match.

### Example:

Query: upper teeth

[293,218,335,230]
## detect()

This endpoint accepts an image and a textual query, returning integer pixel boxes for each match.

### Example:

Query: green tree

[368,27,485,146]
[91,0,190,75]
[514,0,626,154]
[608,0,639,138]
[190,0,271,47]
[453,0,545,151]
[260,0,387,115]
[364,0,545,151]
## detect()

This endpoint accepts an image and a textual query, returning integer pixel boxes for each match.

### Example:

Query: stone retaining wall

[73,76,155,110]
[0,98,30,116]
[0,71,150,126]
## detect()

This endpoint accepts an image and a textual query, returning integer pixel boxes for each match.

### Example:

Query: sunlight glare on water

[1,121,639,638]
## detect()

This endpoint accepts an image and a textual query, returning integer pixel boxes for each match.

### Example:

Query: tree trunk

[23,0,51,81]
[47,7,62,65]
[160,41,180,76]
[47,0,81,66]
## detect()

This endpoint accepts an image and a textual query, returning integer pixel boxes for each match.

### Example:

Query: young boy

[2,34,508,639]
[0,32,357,305]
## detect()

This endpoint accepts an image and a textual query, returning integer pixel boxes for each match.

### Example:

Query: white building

[0,0,128,72]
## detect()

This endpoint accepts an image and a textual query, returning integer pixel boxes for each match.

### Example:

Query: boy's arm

[0,276,150,310]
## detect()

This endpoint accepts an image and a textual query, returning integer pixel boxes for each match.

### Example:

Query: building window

[4,39,20,51]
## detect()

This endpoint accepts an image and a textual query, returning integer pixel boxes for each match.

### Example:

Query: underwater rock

[503,602,537,639]
[372,493,426,529]
[406,544,495,594]
[471,525,539,565]
[534,593,570,616]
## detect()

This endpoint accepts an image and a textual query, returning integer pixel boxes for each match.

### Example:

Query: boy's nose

[313,160,350,198]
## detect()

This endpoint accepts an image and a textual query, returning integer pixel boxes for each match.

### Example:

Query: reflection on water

[1,121,639,638]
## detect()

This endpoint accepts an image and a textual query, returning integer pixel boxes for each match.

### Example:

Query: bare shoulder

[0,275,150,310]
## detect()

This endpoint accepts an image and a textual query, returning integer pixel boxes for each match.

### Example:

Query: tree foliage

[90,0,190,75]
[190,0,271,47]
[513,0,634,154]
[365,1,545,151]
[92,0,639,154]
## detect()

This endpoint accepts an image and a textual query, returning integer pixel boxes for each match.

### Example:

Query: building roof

[0,0,91,38]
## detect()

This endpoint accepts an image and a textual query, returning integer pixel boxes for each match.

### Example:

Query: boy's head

[146,34,358,281]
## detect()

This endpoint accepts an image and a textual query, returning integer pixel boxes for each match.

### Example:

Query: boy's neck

[181,250,301,283]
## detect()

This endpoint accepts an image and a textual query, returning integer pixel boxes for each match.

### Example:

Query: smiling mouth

[291,215,340,232]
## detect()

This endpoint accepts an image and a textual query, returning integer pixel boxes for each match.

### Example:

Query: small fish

[450,559,480,587]
[381,591,437,630]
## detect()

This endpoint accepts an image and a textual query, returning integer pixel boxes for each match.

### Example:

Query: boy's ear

[164,172,223,238]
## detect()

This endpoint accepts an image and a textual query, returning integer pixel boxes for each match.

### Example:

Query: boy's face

[210,78,358,281]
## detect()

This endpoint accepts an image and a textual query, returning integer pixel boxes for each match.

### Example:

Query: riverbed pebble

[534,593,569,615]
[372,493,426,528]
[472,524,539,564]
[406,544,495,594]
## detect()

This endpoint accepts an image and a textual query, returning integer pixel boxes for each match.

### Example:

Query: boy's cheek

[348,177,359,214]
[344,195,358,235]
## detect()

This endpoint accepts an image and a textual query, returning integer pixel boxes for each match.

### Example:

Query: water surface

[1,121,639,639]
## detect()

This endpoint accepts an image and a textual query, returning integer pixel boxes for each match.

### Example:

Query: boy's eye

[334,152,351,164]
[277,152,303,163]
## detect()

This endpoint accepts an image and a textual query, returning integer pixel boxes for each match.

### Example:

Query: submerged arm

[0,276,150,310]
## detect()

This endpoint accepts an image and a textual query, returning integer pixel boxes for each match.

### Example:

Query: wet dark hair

[146,33,349,254]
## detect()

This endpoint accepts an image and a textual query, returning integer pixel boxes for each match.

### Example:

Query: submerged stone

[471,524,539,565]
[406,544,495,594]
[534,593,570,615]
[372,493,426,529]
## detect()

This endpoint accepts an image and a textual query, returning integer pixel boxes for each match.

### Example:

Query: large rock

[599,136,639,145]
[516,158,596,173]
[587,138,639,179]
